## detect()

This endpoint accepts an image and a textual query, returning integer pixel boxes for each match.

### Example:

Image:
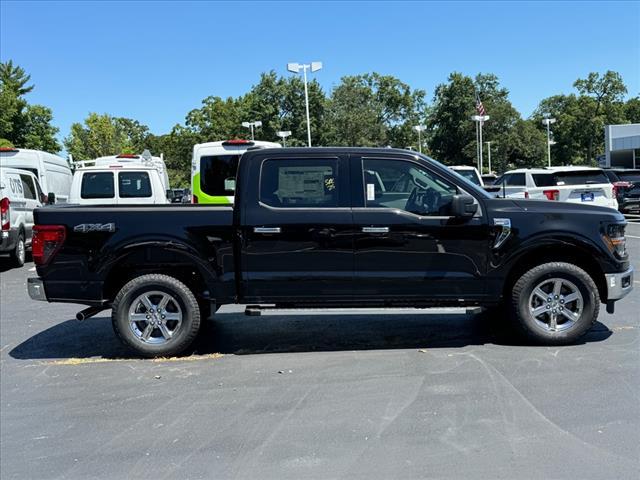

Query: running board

[244,305,484,316]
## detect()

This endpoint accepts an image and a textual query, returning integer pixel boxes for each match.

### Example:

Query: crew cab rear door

[239,153,353,303]
[351,153,490,301]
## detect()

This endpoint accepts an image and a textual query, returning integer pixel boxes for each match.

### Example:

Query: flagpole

[479,120,484,174]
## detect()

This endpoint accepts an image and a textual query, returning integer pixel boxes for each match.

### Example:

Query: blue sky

[1,0,639,142]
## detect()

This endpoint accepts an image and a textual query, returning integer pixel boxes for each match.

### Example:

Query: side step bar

[244,305,484,316]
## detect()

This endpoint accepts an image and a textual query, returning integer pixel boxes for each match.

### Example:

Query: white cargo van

[191,140,281,204]
[74,152,170,191]
[69,164,169,205]
[0,147,72,203]
[0,167,45,266]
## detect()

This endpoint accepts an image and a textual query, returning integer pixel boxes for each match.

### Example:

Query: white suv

[492,166,618,209]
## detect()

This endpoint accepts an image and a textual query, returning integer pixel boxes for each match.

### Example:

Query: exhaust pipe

[76,306,107,321]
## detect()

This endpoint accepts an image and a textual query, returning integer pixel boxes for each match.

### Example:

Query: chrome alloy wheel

[128,291,183,344]
[528,278,584,332]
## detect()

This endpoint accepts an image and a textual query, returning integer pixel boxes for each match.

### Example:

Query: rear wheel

[9,232,25,268]
[511,262,599,345]
[112,274,201,357]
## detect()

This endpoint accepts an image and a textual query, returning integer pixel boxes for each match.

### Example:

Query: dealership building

[601,123,640,168]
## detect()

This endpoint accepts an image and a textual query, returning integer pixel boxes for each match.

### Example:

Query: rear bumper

[620,198,640,212]
[27,277,48,302]
[605,267,634,301]
[0,228,18,253]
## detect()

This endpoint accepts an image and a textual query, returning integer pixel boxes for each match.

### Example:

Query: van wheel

[511,262,599,345]
[112,274,201,357]
[10,233,25,267]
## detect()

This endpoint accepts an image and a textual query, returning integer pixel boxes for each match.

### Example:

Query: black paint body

[33,148,629,308]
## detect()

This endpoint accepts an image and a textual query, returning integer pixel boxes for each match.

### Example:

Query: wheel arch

[502,243,608,303]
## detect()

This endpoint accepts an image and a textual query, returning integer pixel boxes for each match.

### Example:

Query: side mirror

[451,194,478,217]
[47,192,56,204]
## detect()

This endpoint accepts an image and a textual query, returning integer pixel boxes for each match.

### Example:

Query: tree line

[1,61,638,187]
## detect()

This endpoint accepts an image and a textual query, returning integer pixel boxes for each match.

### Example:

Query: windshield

[615,171,640,182]
[552,170,609,185]
[200,154,241,196]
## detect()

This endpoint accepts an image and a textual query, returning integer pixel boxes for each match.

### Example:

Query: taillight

[612,181,631,198]
[32,225,66,266]
[543,189,560,201]
[1,197,10,230]
[524,191,529,199]
[192,194,198,204]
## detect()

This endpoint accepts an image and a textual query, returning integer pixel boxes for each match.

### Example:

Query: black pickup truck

[28,148,634,356]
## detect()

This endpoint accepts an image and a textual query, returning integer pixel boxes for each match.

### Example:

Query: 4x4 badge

[74,223,116,233]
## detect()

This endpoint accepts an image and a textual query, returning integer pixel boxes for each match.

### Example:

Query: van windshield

[200,155,240,196]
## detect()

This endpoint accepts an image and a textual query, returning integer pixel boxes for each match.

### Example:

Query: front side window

[19,174,36,200]
[260,159,339,208]
[81,172,114,199]
[362,158,457,216]
[119,172,152,198]
[200,155,241,197]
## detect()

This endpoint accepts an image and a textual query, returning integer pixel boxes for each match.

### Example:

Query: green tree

[323,73,425,147]
[625,96,640,123]
[64,113,150,160]
[0,60,60,153]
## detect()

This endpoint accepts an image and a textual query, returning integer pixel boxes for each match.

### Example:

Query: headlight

[603,223,627,259]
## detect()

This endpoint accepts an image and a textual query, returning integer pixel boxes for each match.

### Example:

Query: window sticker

[278,166,332,201]
[224,178,236,191]
[367,183,375,201]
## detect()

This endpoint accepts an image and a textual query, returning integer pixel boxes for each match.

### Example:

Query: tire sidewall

[12,233,25,267]
[516,265,598,343]
[114,277,198,356]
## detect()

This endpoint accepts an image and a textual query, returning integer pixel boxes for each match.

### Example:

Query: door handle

[254,227,281,234]
[362,226,389,233]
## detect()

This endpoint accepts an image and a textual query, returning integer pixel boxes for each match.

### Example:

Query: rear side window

[552,171,609,185]
[260,159,339,208]
[19,174,36,200]
[200,155,241,197]
[81,172,114,199]
[532,174,556,187]
[506,173,525,186]
[119,172,151,198]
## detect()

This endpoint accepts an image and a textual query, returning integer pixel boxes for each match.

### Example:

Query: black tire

[9,232,25,268]
[510,262,600,345]
[112,274,201,357]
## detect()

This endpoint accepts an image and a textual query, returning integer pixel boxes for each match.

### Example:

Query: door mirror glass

[451,194,477,217]
[47,192,56,204]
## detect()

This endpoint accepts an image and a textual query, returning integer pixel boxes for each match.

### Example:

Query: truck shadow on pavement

[9,309,613,360]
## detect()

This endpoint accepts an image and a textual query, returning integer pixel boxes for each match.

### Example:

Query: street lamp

[413,125,426,153]
[541,117,556,167]
[287,61,322,147]
[241,121,262,141]
[276,130,292,147]
[471,114,490,173]
[485,141,494,174]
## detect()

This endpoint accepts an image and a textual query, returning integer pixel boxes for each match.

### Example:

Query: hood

[512,198,625,221]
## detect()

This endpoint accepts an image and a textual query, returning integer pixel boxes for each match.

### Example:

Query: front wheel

[112,274,201,357]
[511,262,600,345]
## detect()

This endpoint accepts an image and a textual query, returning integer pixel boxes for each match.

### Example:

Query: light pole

[287,61,322,147]
[241,120,262,141]
[413,125,426,153]
[541,117,556,167]
[276,130,292,147]
[471,115,490,173]
[485,141,492,174]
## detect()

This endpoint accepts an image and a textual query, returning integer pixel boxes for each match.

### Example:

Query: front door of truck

[240,154,353,303]
[351,155,490,302]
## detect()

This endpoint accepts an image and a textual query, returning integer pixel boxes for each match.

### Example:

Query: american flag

[475,93,486,116]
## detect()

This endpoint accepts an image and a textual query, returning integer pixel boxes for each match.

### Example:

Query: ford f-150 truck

[27,148,634,357]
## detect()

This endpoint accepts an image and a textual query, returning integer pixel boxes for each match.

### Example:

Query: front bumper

[605,267,634,301]
[27,278,48,302]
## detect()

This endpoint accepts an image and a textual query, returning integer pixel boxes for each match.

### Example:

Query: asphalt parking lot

[1,223,639,480]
